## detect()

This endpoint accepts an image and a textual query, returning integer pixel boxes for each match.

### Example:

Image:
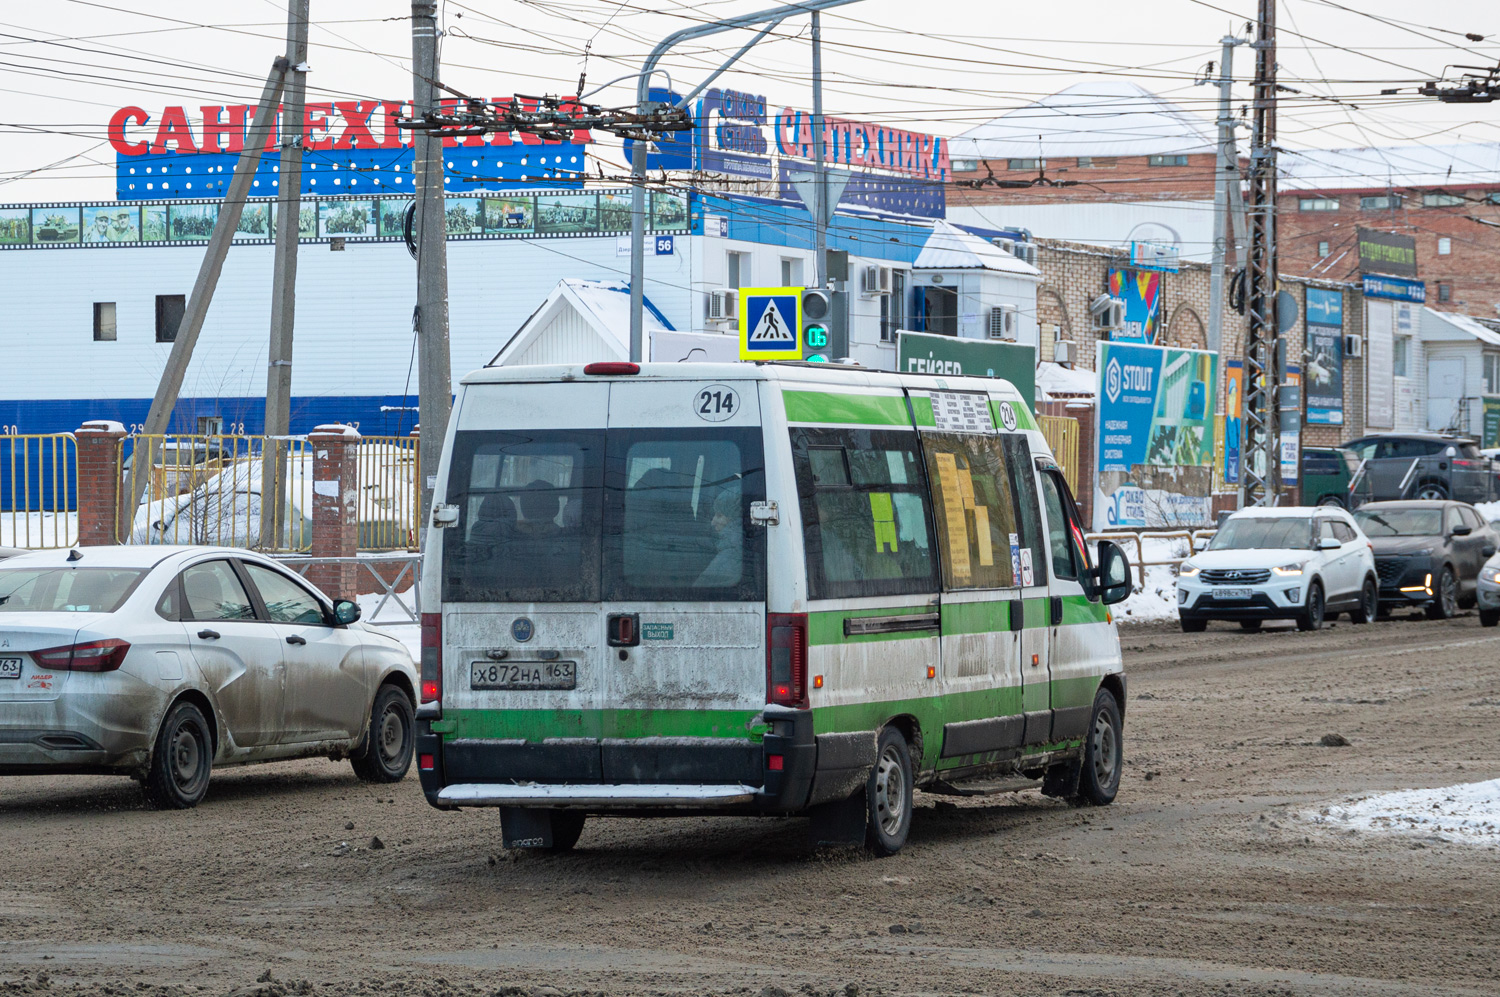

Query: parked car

[0,545,418,808]
[1301,446,1360,507]
[1353,500,1498,619]
[1176,506,1377,632]
[1342,433,1498,503]
[1475,551,1500,626]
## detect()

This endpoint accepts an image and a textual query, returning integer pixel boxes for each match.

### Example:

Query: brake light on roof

[767,613,808,708]
[583,362,640,375]
[420,613,442,704]
[31,638,131,673]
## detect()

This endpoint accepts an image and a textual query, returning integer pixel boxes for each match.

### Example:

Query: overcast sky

[3,0,1498,202]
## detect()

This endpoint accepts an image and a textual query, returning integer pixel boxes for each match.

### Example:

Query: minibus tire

[1074,689,1123,807]
[865,727,914,856]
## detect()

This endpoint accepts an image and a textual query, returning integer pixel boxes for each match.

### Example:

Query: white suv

[1177,507,1377,632]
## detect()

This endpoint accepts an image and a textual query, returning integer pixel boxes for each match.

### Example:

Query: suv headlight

[1273,563,1304,576]
[1179,562,1199,578]
[1409,548,1434,558]
[1483,566,1500,584]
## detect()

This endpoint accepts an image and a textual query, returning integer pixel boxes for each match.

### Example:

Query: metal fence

[0,433,77,549]
[275,553,420,626]
[1038,415,1080,493]
[115,432,420,552]
[1087,528,1217,590]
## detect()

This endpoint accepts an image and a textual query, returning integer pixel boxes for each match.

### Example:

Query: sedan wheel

[351,684,415,782]
[143,701,213,810]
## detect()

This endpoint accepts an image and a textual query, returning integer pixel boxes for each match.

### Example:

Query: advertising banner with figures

[1094,341,1220,530]
[1305,288,1344,425]
[1106,268,1163,345]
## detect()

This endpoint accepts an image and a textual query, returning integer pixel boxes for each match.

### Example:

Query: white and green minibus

[415,361,1132,855]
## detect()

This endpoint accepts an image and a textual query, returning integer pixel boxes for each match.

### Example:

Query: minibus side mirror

[1094,540,1132,606]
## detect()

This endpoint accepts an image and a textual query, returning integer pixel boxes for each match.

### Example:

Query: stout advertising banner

[1095,341,1220,530]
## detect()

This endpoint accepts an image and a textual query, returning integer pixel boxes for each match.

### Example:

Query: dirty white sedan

[0,545,417,808]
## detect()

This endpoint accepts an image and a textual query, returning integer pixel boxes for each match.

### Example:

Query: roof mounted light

[583,362,640,375]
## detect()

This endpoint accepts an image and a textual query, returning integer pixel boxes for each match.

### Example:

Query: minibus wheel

[1074,689,1123,806]
[866,726,914,856]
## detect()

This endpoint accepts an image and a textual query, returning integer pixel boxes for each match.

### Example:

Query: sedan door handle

[285,634,307,646]
[196,629,220,640]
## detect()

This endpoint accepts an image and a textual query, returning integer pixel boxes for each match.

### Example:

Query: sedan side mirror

[1451,525,1473,537]
[1094,539,1133,606]
[333,599,361,625]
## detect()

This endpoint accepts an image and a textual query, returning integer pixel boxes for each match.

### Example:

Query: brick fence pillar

[75,420,127,547]
[307,424,360,600]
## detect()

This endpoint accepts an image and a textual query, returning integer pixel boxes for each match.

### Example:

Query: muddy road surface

[3,614,1499,997]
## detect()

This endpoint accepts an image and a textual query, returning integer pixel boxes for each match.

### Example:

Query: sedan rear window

[1209,517,1314,550]
[0,567,146,613]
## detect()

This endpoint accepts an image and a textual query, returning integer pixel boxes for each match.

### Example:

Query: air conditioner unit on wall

[1090,294,1125,332]
[1013,242,1038,266]
[1344,334,1364,358]
[707,288,737,322]
[860,265,892,295]
[988,304,1018,340]
[1053,340,1077,364]
[991,237,1016,254]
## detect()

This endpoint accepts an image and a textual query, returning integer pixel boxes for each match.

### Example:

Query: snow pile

[1473,500,1500,523]
[1307,779,1500,844]
[1111,533,1194,624]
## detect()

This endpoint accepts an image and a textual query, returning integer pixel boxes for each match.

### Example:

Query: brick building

[1278,144,1500,320]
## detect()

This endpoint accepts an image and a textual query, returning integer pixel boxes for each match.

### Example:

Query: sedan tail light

[31,638,131,673]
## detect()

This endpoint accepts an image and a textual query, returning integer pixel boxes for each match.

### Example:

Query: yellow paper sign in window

[932,452,971,582]
[869,492,898,553]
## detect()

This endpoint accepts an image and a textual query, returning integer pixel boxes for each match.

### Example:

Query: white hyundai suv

[1177,507,1378,633]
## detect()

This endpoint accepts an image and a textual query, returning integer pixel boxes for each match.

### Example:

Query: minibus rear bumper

[415,708,876,815]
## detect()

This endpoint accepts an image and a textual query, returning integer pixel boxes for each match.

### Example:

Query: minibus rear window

[791,428,938,600]
[442,431,604,603]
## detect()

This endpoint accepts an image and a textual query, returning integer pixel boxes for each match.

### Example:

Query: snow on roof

[914,220,1041,276]
[1036,360,1096,400]
[948,81,1215,161]
[1279,143,1500,193]
[490,279,674,366]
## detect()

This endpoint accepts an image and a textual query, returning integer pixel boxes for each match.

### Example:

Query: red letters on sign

[438,98,485,148]
[333,100,380,150]
[200,105,247,154]
[108,106,149,155]
[149,106,198,155]
[303,103,335,151]
[377,101,406,149]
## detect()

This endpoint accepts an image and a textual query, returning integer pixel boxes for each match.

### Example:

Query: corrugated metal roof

[914,220,1041,275]
[948,81,1215,161]
[1279,143,1500,193]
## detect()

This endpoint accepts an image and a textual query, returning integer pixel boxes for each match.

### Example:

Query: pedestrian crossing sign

[739,286,802,360]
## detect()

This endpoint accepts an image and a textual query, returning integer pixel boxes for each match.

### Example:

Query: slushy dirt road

[3,614,1499,997]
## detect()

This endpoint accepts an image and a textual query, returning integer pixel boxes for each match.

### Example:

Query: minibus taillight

[767,613,808,708]
[583,361,640,375]
[420,613,442,704]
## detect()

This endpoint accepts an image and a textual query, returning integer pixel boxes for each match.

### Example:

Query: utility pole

[263,0,309,544]
[411,1,452,533]
[625,0,864,361]
[126,58,288,534]
[1204,35,1243,358]
[1243,0,1279,506]
[810,10,828,290]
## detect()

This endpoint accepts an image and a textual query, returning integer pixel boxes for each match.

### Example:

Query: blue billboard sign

[1305,287,1344,426]
[1362,274,1426,303]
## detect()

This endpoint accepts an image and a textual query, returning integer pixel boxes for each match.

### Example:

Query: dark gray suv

[1343,433,1499,504]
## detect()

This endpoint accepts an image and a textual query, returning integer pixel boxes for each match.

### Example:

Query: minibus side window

[920,432,1021,590]
[441,430,604,604]
[1038,467,1092,584]
[791,428,938,600]
[999,435,1047,587]
[603,429,766,602]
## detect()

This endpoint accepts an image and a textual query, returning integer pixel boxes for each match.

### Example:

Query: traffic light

[802,288,831,361]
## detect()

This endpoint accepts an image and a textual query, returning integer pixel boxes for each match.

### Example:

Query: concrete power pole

[411,1,452,531]
[810,11,828,290]
[1243,0,1280,506]
[1205,35,1242,358]
[263,0,309,543]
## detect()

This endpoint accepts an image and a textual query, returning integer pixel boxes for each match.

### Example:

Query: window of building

[880,270,907,342]
[1483,354,1500,395]
[1393,336,1409,377]
[726,251,748,289]
[1438,237,1452,255]
[1007,158,1041,171]
[1077,156,1116,168]
[1299,197,1340,212]
[1423,192,1466,207]
[951,159,977,172]
[1360,195,1401,210]
[154,294,185,343]
[1147,154,1189,167]
[92,302,116,342]
[1438,282,1452,302]
[1317,240,1331,258]
[779,257,804,287]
